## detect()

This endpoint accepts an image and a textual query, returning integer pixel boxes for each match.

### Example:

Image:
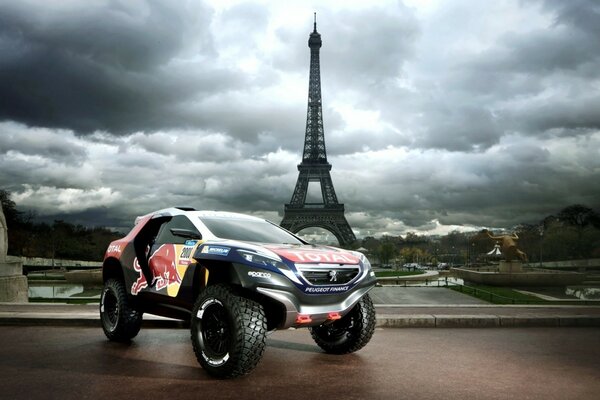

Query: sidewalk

[1,302,599,328]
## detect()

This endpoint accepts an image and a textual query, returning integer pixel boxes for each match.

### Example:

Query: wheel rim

[197,299,231,362]
[101,288,119,331]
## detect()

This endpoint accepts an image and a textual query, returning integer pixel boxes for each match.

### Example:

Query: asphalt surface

[1,326,599,400]
[2,286,600,398]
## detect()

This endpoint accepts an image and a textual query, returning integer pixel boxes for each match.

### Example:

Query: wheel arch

[103,257,125,283]
[194,259,286,331]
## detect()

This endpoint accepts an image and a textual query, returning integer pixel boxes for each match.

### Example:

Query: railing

[377,277,455,287]
[451,283,600,305]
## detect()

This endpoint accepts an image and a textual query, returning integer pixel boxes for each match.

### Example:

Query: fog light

[328,312,342,321]
[296,314,312,324]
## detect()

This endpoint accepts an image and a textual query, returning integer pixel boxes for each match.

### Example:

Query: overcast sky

[1,0,599,239]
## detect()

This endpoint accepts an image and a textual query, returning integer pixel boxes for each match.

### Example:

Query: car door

[148,215,202,296]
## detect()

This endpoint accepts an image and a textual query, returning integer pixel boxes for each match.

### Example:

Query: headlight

[361,255,372,270]
[351,251,372,270]
[237,249,285,268]
[237,249,302,285]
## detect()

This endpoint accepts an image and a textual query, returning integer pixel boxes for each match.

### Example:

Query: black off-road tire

[191,284,267,379]
[309,294,376,354]
[100,278,143,342]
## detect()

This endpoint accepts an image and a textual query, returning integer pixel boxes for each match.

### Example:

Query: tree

[557,205,600,258]
[0,189,21,228]
[558,205,600,230]
[378,242,397,265]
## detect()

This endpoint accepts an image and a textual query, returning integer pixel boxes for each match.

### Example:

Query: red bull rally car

[101,207,377,378]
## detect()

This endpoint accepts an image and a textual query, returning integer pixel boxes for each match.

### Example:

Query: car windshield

[199,217,304,244]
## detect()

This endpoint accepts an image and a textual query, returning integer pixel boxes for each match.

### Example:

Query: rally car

[100,207,377,378]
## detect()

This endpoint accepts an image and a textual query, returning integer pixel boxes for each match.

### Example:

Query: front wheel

[191,284,267,378]
[309,294,376,354]
[100,278,143,342]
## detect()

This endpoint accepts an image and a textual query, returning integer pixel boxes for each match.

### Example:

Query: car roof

[135,207,264,225]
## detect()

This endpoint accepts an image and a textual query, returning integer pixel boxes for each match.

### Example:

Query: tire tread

[191,284,267,378]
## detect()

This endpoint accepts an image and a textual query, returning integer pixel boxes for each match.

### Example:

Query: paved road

[1,326,599,400]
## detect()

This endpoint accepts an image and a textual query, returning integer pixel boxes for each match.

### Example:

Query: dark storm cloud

[2,0,600,237]
[0,1,251,135]
[416,105,501,151]
[322,5,419,87]
[363,0,600,153]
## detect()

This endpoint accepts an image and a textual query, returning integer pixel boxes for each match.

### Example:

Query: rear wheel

[191,284,267,378]
[309,294,376,354]
[100,278,143,342]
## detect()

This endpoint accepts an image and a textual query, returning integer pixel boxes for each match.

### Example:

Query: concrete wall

[534,259,600,270]
[23,257,102,268]
[453,267,585,287]
[0,275,28,302]
[0,257,28,302]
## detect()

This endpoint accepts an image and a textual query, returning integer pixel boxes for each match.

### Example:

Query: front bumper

[231,262,376,329]
[257,285,373,328]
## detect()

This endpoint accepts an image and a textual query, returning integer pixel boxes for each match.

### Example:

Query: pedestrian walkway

[370,286,487,305]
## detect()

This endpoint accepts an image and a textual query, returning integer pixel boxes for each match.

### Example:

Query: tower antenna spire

[313,12,317,32]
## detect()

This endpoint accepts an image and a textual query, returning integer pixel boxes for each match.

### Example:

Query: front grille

[296,264,360,286]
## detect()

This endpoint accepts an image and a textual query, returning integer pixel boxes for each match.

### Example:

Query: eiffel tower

[281,15,356,246]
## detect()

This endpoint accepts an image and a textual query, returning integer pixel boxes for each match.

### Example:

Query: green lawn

[450,284,544,304]
[375,270,426,278]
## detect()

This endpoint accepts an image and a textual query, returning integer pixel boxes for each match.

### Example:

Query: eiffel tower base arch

[281,206,356,246]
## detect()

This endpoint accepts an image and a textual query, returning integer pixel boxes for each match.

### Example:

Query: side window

[154,215,200,245]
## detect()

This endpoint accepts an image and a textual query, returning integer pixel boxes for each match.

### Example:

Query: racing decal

[201,245,231,256]
[146,241,203,297]
[179,245,195,265]
[104,241,126,260]
[304,286,350,294]
[149,244,182,294]
[270,248,360,264]
[131,257,148,295]
[247,271,272,279]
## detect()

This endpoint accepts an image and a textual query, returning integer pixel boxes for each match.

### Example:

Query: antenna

[313,12,317,32]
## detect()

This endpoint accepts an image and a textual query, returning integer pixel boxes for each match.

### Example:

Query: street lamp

[539,225,544,267]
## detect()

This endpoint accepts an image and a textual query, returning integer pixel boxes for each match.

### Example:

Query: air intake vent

[296,264,360,286]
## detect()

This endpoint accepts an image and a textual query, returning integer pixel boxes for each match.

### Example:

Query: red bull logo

[149,244,182,291]
[130,242,200,296]
[131,257,148,295]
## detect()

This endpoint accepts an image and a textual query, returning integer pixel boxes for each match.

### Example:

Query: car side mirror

[170,228,202,240]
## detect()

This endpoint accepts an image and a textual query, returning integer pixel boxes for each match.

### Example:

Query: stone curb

[1,312,599,328]
[375,314,600,328]
[0,313,189,328]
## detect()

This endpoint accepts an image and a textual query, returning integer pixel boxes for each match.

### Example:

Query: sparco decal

[305,286,350,293]
[248,271,272,279]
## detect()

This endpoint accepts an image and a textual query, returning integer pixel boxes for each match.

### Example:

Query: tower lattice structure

[280,16,356,245]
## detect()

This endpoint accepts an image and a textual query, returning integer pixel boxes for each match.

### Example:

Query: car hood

[263,244,361,265]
